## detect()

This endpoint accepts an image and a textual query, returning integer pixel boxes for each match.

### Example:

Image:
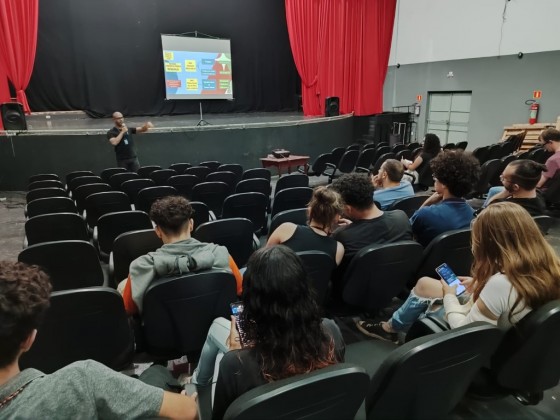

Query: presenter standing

[107,111,154,172]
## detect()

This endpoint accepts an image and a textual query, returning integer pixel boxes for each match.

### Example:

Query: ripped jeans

[389,289,444,332]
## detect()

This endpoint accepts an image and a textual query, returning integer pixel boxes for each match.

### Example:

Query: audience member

[410,150,480,247]
[371,159,415,209]
[536,128,560,189]
[402,133,441,182]
[267,186,344,264]
[357,203,560,341]
[119,196,242,315]
[0,262,198,419]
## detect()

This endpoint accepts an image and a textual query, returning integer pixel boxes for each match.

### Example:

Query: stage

[0,111,355,191]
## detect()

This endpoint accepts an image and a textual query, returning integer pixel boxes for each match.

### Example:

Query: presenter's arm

[109,125,128,146]
[136,121,154,133]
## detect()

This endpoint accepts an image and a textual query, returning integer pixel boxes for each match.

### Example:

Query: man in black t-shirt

[107,111,154,172]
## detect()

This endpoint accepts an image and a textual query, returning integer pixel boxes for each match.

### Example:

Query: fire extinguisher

[528,100,539,125]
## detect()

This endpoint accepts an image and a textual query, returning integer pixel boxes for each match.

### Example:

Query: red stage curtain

[285,0,396,116]
[0,0,39,114]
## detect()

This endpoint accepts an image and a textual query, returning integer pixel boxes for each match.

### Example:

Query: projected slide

[161,35,233,100]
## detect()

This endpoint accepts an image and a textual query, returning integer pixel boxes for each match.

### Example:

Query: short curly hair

[430,150,480,197]
[331,173,374,210]
[149,196,194,235]
[0,262,51,368]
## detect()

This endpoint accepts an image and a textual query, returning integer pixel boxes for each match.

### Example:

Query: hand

[337,217,352,226]
[458,276,475,293]
[181,389,198,402]
[226,316,242,350]
[440,279,457,296]
[145,121,154,129]
[120,124,127,133]
[372,174,382,188]
[422,192,443,207]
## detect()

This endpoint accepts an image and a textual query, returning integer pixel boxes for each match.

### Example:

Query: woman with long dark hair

[402,133,441,182]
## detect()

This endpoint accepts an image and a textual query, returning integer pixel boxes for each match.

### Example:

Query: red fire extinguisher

[529,101,539,125]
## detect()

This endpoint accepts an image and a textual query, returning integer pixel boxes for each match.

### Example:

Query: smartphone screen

[435,263,466,296]
[230,301,246,347]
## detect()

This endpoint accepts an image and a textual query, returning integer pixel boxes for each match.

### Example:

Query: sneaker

[356,320,398,342]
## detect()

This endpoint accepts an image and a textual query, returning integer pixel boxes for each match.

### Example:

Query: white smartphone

[435,263,466,296]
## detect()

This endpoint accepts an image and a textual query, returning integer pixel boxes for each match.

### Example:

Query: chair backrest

[442,142,456,150]
[111,229,163,283]
[25,213,89,246]
[473,159,501,194]
[26,187,67,203]
[346,144,360,151]
[167,174,200,199]
[487,143,504,161]
[120,178,156,201]
[26,197,77,218]
[28,179,65,191]
[191,182,230,216]
[456,141,468,150]
[275,173,309,196]
[343,241,424,312]
[186,165,212,180]
[472,146,490,164]
[73,182,111,213]
[363,143,376,150]
[328,147,345,165]
[242,168,272,182]
[65,170,94,186]
[142,270,237,358]
[296,251,336,307]
[222,192,268,233]
[336,150,360,173]
[371,152,397,175]
[224,364,369,420]
[372,145,391,164]
[108,171,140,190]
[150,168,177,185]
[194,218,255,267]
[235,178,271,196]
[395,149,412,161]
[407,142,420,151]
[29,173,59,184]
[18,240,104,291]
[19,287,133,374]
[387,195,428,218]
[96,210,153,256]
[218,164,244,182]
[199,160,221,171]
[363,322,503,419]
[134,186,178,214]
[190,201,211,230]
[68,175,103,193]
[355,148,376,170]
[169,162,192,173]
[137,165,162,178]
[392,143,407,153]
[85,191,131,229]
[206,171,238,193]
[100,167,127,183]
[543,172,560,205]
[271,187,313,218]
[307,153,331,176]
[415,228,472,279]
[269,208,308,237]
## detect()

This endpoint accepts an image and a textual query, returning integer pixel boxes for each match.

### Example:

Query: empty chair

[271,187,313,218]
[443,142,456,150]
[268,208,308,237]
[395,149,413,161]
[94,211,153,262]
[469,159,501,198]
[222,364,369,420]
[486,143,505,161]
[274,173,309,196]
[19,240,105,291]
[149,168,177,185]
[26,197,77,218]
[472,145,490,164]
[217,163,243,182]
[137,165,162,178]
[324,150,359,182]
[533,215,556,235]
[354,148,376,172]
[167,174,199,199]
[407,142,420,150]
[297,251,336,308]
[108,171,140,190]
[142,270,237,359]
[328,147,345,166]
[169,162,192,173]
[222,192,268,233]
[84,191,131,229]
[199,160,221,171]
[65,170,94,187]
[371,145,391,164]
[29,173,60,184]
[68,175,103,193]
[100,167,127,183]
[192,181,230,217]
[73,182,112,213]
[19,287,134,374]
[363,143,376,150]
[346,144,361,151]
[190,201,211,230]
[387,195,428,218]
[297,153,331,176]
[194,218,256,267]
[242,168,272,182]
[392,143,407,153]
[135,186,178,214]
[456,141,468,150]
[28,179,64,191]
[235,178,271,196]
[120,178,155,202]
[186,165,212,180]
[206,171,238,193]
[371,152,397,175]
[25,213,89,246]
[26,187,67,204]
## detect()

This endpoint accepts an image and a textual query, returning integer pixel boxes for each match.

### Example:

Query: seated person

[371,159,415,209]
[185,246,344,419]
[119,196,242,315]
[536,128,560,189]
[410,150,479,247]
[357,203,560,341]
[402,133,441,183]
[267,186,344,265]
[480,160,547,216]
[0,261,198,419]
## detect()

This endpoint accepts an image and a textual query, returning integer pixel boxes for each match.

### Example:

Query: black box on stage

[325,97,339,117]
[272,149,290,158]
[1,102,27,130]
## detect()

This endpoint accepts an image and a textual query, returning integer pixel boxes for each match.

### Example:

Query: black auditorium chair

[395,149,413,162]
[134,186,177,214]
[235,178,271,196]
[26,187,67,204]
[274,173,309,196]
[346,144,360,151]
[199,160,221,171]
[19,287,134,374]
[387,195,428,218]
[142,270,238,359]
[84,191,131,230]
[392,143,408,153]
[120,178,155,202]
[298,153,331,176]
[328,147,346,166]
[65,170,94,188]
[407,142,420,150]
[191,181,230,217]
[167,174,199,199]
[100,167,127,183]
[472,145,491,164]
[93,210,153,263]
[108,171,140,190]
[370,146,391,165]
[354,148,376,172]
[137,165,162,178]
[268,208,308,237]
[342,241,423,313]
[222,364,369,420]
[218,164,243,182]
[297,251,336,309]
[271,187,313,218]
[68,175,103,194]
[324,149,359,183]
[206,171,238,194]
[186,165,212,180]
[150,169,177,186]
[169,162,192,173]
[371,152,397,176]
[242,168,272,182]
[346,322,502,420]
[456,141,468,150]
[222,192,268,233]
[73,183,111,214]
[26,197,77,219]
[414,163,435,191]
[363,143,376,150]
[19,240,105,291]
[25,213,89,247]
[486,143,504,161]
[468,159,501,198]
[110,229,163,285]
[194,218,256,267]
[443,143,456,150]
[190,201,212,230]
[29,173,60,183]
[28,179,65,191]
[533,215,556,235]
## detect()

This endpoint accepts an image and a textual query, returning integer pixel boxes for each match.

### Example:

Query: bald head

[112,112,124,127]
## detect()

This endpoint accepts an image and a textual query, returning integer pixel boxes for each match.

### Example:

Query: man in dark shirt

[107,111,154,172]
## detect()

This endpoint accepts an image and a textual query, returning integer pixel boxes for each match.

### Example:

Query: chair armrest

[109,251,115,280]
[23,236,28,249]
[403,171,416,184]
[92,226,99,250]
[296,166,306,175]
[355,166,370,174]
[405,315,451,342]
[208,210,217,221]
[252,233,260,250]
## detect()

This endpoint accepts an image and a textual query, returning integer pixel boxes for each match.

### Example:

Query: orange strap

[228,255,243,296]
[121,275,139,316]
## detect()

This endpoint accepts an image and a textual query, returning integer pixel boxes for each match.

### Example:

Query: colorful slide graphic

[163,51,233,97]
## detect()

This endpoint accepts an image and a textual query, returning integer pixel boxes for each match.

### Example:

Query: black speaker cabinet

[1,102,27,130]
[325,97,339,117]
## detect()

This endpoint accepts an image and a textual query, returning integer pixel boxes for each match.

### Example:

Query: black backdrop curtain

[27,0,300,117]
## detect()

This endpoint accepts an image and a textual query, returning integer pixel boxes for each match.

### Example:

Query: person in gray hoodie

[119,196,242,315]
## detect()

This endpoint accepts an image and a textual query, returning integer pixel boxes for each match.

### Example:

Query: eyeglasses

[499,174,514,183]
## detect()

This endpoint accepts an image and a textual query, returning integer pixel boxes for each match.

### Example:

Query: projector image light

[272,149,291,158]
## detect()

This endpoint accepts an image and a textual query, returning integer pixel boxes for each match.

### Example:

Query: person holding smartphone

[357,202,560,342]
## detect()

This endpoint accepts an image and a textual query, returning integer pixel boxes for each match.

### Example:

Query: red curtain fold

[0,0,39,114]
[285,0,396,116]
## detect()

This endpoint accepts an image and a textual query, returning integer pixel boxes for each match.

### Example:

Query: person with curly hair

[409,150,480,247]
[0,262,198,418]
